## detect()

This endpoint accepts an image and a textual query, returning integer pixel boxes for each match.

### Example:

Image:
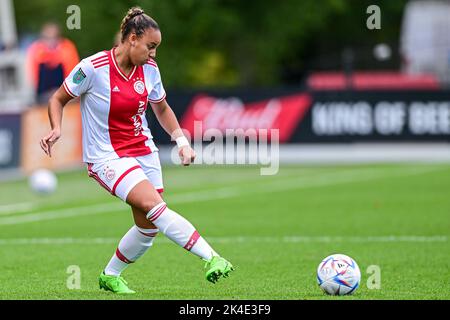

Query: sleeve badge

[73,68,87,84]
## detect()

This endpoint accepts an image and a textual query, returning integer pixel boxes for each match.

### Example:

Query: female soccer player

[40,7,234,294]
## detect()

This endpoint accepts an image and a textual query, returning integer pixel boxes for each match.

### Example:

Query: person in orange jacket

[27,22,79,103]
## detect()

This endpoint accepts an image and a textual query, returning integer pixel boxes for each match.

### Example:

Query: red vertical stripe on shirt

[107,49,151,158]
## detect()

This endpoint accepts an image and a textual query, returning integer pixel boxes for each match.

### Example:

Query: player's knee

[145,201,169,221]
[139,199,164,214]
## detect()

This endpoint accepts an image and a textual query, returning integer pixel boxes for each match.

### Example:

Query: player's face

[130,28,162,66]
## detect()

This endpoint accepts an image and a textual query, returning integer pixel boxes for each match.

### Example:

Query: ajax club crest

[105,168,116,181]
[134,80,145,94]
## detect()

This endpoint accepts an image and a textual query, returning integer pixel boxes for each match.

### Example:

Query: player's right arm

[40,58,94,157]
[40,86,73,157]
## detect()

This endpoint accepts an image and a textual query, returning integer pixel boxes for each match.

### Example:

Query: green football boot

[99,272,136,294]
[205,256,235,284]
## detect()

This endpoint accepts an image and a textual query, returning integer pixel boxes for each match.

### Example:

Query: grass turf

[0,164,448,299]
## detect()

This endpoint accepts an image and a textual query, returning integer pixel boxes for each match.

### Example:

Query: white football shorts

[86,152,164,202]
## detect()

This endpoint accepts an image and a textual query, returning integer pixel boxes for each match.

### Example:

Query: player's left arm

[151,99,195,166]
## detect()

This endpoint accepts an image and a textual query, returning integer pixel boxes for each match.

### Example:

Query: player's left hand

[178,145,196,166]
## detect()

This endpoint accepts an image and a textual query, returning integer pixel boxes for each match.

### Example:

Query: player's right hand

[178,145,196,166]
[40,128,61,158]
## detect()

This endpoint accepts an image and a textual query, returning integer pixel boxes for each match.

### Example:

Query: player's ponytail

[120,6,159,43]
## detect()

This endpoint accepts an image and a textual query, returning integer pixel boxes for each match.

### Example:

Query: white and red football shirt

[63,47,166,163]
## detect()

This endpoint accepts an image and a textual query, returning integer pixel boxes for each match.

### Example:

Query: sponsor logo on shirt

[131,101,147,136]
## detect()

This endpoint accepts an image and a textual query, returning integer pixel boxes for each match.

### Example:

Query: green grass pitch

[0,164,449,300]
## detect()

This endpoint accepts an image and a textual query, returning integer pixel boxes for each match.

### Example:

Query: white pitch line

[168,166,442,205]
[0,166,443,226]
[0,235,446,245]
[0,168,326,218]
[0,168,364,225]
[0,203,35,215]
[0,202,127,225]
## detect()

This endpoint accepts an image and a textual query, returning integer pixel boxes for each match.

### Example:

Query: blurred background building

[0,0,449,177]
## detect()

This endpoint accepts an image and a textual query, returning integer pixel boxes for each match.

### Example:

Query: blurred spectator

[26,22,79,104]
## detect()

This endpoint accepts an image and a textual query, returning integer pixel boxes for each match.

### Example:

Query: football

[29,169,58,195]
[317,254,361,295]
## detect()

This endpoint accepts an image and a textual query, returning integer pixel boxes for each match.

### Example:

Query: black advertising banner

[0,113,21,169]
[294,91,450,143]
[148,90,450,144]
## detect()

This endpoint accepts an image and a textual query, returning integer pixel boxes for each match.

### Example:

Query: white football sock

[146,202,218,261]
[104,225,158,276]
